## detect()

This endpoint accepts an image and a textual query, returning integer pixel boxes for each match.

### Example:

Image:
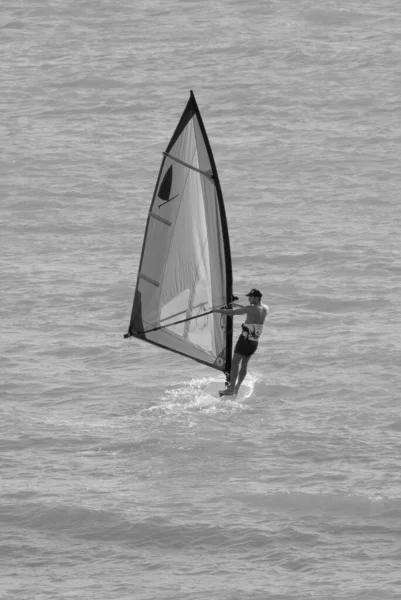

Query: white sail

[126,91,233,373]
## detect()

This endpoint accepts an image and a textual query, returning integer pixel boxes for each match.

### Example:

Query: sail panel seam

[149,212,172,226]
[163,152,214,181]
[139,273,160,287]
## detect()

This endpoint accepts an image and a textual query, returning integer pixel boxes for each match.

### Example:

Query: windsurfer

[214,289,268,396]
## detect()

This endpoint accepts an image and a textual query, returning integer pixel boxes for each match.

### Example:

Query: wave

[233,490,401,521]
[3,491,400,554]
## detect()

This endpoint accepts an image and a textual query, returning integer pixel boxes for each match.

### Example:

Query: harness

[241,323,264,342]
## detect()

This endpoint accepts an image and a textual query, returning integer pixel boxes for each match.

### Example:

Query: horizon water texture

[1,0,401,599]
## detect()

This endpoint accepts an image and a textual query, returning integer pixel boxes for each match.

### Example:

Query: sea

[1,0,401,598]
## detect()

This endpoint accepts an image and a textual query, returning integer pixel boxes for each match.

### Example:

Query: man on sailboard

[214,289,268,396]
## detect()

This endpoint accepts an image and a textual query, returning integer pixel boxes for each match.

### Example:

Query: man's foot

[219,388,237,397]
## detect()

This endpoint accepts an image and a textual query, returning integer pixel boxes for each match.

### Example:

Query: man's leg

[229,353,242,391]
[221,353,242,395]
[234,355,251,394]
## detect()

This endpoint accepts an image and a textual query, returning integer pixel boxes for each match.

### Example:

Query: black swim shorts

[234,335,258,357]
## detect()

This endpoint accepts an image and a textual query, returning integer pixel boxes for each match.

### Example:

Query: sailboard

[124,91,235,383]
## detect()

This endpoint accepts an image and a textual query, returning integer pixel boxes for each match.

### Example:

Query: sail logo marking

[158,165,179,208]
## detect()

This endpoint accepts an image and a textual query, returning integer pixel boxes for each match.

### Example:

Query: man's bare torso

[243,303,269,325]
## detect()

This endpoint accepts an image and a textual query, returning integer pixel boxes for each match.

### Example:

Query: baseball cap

[246,288,263,298]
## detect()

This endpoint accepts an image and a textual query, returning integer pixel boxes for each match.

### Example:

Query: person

[214,289,268,396]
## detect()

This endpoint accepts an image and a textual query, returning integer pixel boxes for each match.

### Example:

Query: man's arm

[214,306,250,316]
